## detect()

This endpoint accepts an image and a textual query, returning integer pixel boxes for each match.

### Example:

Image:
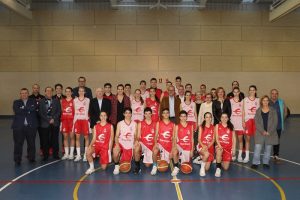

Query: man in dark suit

[39,86,61,161]
[89,88,111,129]
[12,88,38,166]
[160,86,181,124]
[73,76,93,100]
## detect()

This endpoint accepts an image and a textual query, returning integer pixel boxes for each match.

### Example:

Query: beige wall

[0,8,300,115]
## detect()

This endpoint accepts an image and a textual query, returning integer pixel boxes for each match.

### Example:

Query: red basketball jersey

[157,121,174,152]
[177,123,193,151]
[61,98,74,120]
[140,120,156,150]
[218,124,233,149]
[200,124,214,146]
[94,123,111,149]
[145,98,160,122]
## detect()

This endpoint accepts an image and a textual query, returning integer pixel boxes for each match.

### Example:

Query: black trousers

[40,125,59,158]
[273,129,282,156]
[13,126,37,162]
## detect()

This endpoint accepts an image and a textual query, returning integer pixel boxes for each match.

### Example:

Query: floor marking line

[233,163,287,200]
[247,151,300,166]
[170,162,183,200]
[0,160,60,192]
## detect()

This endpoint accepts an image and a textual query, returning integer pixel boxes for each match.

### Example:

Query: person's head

[179,110,188,122]
[210,88,216,99]
[205,93,213,103]
[150,78,157,88]
[32,84,40,94]
[195,91,201,101]
[124,84,131,94]
[78,76,86,87]
[20,88,29,100]
[249,85,257,98]
[184,91,192,102]
[65,87,73,98]
[270,89,279,102]
[104,83,112,94]
[232,87,240,99]
[185,83,192,92]
[178,85,184,96]
[168,85,175,97]
[144,107,152,120]
[216,87,226,100]
[220,112,234,131]
[200,84,206,94]
[149,87,159,103]
[123,107,132,119]
[260,95,270,107]
[175,76,182,87]
[166,81,172,90]
[161,108,170,120]
[201,112,212,128]
[95,88,104,99]
[134,89,143,104]
[140,80,147,90]
[117,84,124,96]
[78,86,85,97]
[44,86,53,98]
[99,111,108,122]
[232,81,240,90]
[54,83,63,95]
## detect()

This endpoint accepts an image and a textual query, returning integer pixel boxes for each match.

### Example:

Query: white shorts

[140,143,153,164]
[158,144,170,164]
[177,145,190,163]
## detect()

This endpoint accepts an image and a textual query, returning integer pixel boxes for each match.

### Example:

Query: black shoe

[15,161,21,166]
[133,167,141,174]
[263,164,270,169]
[251,164,258,169]
[53,155,60,160]
[42,156,48,161]
[29,159,36,163]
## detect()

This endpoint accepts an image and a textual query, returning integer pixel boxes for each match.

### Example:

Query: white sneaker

[113,165,120,175]
[193,156,202,165]
[243,158,249,163]
[171,167,180,176]
[237,156,243,163]
[215,168,221,177]
[74,155,82,162]
[83,156,87,162]
[68,155,74,160]
[199,168,206,177]
[61,154,68,160]
[151,166,157,176]
[85,168,95,175]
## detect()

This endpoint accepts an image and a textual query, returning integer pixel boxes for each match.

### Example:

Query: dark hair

[140,80,146,85]
[78,86,85,92]
[179,110,188,116]
[200,84,206,88]
[220,112,234,131]
[78,76,86,81]
[149,87,160,103]
[125,83,131,88]
[104,83,112,88]
[144,107,152,114]
[161,108,169,113]
[20,88,29,92]
[134,89,144,104]
[249,85,257,98]
[201,112,213,129]
[232,81,239,87]
[232,87,240,92]
[54,83,63,89]
[150,78,157,82]
[185,83,192,89]
[117,84,124,89]
[123,107,132,114]
[44,86,53,92]
[184,90,192,101]
[175,76,182,81]
[65,87,73,93]
[211,88,216,91]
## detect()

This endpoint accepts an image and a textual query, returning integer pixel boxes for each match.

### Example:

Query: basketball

[157,160,169,172]
[157,155,161,163]
[119,162,131,173]
[180,162,193,174]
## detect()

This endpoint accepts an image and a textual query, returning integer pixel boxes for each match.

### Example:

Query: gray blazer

[39,98,61,128]
[254,107,278,145]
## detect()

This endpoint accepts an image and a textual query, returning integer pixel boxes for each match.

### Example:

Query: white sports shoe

[68,155,74,160]
[199,168,206,177]
[85,168,95,175]
[151,166,157,176]
[113,165,120,175]
[74,155,82,162]
[237,156,243,163]
[171,167,180,176]
[83,156,87,162]
[215,168,221,178]
[243,158,249,163]
[193,156,202,165]
[61,154,68,160]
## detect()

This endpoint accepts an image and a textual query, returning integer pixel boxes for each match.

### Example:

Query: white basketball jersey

[243,97,260,121]
[118,120,136,149]
[230,98,243,131]
[73,97,90,121]
[181,101,197,122]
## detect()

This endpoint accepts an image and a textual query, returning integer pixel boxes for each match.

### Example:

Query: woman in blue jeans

[251,95,278,169]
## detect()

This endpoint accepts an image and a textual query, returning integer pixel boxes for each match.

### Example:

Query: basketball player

[85,111,114,174]
[131,89,145,123]
[140,80,149,100]
[180,91,197,131]
[133,107,156,174]
[113,108,137,175]
[151,108,175,175]
[215,113,236,177]
[185,83,196,102]
[174,76,182,95]
[73,87,90,162]
[171,111,194,176]
[145,88,160,123]
[198,112,215,177]
[242,85,260,163]
[60,87,75,160]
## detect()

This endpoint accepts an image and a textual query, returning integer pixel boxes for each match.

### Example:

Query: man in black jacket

[89,88,111,129]
[12,88,38,166]
[73,76,93,100]
[39,86,61,161]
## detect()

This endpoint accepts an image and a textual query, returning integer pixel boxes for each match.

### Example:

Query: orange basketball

[180,162,193,174]
[157,160,169,172]
[119,162,131,173]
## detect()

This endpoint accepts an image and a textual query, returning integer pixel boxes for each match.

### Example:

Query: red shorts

[235,130,244,136]
[94,146,111,165]
[198,145,214,162]
[244,119,255,136]
[60,119,73,133]
[187,121,197,131]
[220,147,232,162]
[115,144,133,162]
[73,119,90,135]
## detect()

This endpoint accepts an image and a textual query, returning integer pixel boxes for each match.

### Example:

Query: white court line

[0,160,60,192]
[247,151,300,166]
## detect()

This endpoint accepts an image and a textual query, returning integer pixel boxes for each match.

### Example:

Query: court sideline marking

[170,162,184,200]
[0,160,60,192]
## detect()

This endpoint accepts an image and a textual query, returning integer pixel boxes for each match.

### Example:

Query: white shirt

[169,96,175,117]
[97,98,103,111]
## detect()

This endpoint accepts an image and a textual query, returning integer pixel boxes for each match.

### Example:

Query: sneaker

[199,168,206,177]
[133,167,141,174]
[113,165,120,175]
[237,156,243,163]
[74,155,82,162]
[193,156,202,165]
[68,155,74,160]
[83,156,87,162]
[171,167,180,176]
[85,168,95,175]
[61,154,68,160]
[243,158,249,163]
[151,166,157,175]
[251,164,258,169]
[215,168,221,177]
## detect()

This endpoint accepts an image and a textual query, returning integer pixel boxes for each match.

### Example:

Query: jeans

[252,143,272,165]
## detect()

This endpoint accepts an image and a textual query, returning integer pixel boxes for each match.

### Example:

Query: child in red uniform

[145,88,160,122]
[85,111,114,174]
[198,112,215,177]
[215,113,236,177]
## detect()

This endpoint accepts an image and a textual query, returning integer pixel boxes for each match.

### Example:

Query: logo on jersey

[204,134,212,142]
[65,107,72,113]
[249,107,257,113]
[187,110,193,116]
[233,108,241,115]
[162,131,171,139]
[97,134,105,142]
[125,132,132,139]
[135,107,142,113]
[220,134,229,143]
[151,106,157,113]
[144,134,153,142]
[181,136,189,143]
[78,107,85,113]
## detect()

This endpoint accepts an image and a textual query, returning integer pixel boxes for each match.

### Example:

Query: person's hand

[202,145,208,151]
[242,122,246,129]
[190,150,193,158]
[49,119,54,124]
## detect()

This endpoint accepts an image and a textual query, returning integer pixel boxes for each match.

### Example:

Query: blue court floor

[0,117,299,200]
